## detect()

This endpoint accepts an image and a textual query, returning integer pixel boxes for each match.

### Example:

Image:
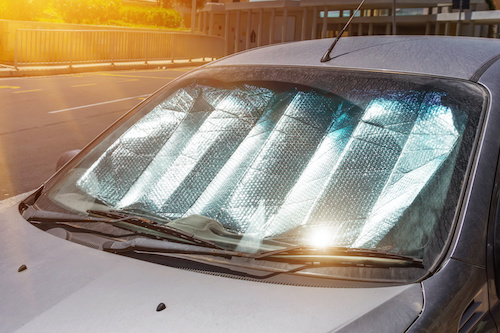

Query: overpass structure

[195,0,500,55]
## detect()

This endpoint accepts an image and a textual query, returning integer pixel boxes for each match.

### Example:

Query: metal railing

[14,29,224,68]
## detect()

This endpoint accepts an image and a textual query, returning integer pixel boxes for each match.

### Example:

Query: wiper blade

[104,236,422,268]
[23,206,223,250]
[88,209,223,250]
[257,245,424,268]
[103,237,307,281]
[23,206,115,224]
[102,237,253,258]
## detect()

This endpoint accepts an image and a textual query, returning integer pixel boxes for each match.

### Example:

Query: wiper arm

[103,238,423,283]
[88,209,223,250]
[102,237,253,258]
[104,237,310,281]
[256,245,424,268]
[23,206,223,250]
[103,236,422,269]
[23,206,115,224]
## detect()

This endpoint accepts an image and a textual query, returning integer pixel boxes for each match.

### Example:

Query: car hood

[0,204,423,333]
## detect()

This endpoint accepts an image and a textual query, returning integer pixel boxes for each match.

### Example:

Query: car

[2,35,500,332]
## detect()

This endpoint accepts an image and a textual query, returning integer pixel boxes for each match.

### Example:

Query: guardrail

[14,29,225,68]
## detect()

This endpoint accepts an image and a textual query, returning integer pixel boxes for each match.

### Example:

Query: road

[0,67,196,199]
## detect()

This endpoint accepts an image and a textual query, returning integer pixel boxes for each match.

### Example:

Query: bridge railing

[14,29,224,68]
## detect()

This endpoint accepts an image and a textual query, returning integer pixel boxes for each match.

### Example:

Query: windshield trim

[27,66,488,283]
[437,81,490,275]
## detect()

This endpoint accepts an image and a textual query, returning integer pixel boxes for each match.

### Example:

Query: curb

[0,60,210,78]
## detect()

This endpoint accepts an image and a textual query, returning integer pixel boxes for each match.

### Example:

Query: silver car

[2,35,500,332]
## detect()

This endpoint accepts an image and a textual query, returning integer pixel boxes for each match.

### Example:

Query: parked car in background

[2,35,500,332]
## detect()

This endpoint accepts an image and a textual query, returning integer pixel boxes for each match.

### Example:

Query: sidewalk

[0,58,212,78]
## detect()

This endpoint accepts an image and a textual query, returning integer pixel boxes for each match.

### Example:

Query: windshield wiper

[88,209,224,250]
[100,237,424,282]
[25,206,422,268]
[255,245,424,268]
[103,235,423,269]
[24,206,115,224]
[102,237,254,258]
[23,206,223,250]
[103,237,314,280]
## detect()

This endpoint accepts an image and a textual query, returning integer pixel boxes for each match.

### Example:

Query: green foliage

[0,0,45,21]
[169,0,205,10]
[119,5,182,28]
[52,0,183,28]
[54,0,121,24]
[0,0,183,29]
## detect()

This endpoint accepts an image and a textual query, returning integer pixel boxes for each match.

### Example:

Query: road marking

[71,83,97,88]
[48,94,150,114]
[169,67,196,72]
[99,73,175,80]
[0,86,20,89]
[117,79,139,83]
[13,89,42,94]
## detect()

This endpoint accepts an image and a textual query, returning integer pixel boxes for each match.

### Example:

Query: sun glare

[307,226,335,248]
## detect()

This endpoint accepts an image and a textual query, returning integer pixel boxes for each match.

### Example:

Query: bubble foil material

[77,83,466,249]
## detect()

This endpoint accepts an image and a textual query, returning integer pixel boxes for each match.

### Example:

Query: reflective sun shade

[76,81,467,253]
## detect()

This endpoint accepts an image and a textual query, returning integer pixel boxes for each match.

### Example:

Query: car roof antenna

[320,0,366,63]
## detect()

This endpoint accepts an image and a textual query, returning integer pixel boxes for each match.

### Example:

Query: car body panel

[411,259,488,332]
[210,36,500,81]
[445,60,500,268]
[0,205,422,332]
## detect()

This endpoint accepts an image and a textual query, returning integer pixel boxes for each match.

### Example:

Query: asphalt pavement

[0,63,201,199]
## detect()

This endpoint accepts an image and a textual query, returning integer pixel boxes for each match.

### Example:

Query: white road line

[48,94,150,114]
[13,89,43,94]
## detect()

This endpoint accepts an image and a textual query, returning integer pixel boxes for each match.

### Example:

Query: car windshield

[33,66,485,270]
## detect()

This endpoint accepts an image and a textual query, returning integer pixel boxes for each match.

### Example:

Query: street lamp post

[453,0,470,36]
[191,0,196,33]
[392,0,396,35]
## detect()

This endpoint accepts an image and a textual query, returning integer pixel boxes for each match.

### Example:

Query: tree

[162,0,205,9]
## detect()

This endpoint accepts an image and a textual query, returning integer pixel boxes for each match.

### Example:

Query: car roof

[208,36,500,81]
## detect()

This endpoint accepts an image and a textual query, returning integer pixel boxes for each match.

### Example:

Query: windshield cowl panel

[32,67,486,283]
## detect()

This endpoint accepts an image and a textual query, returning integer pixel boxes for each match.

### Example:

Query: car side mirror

[56,149,81,171]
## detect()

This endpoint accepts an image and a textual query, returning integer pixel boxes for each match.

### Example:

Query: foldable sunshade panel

[77,82,466,250]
